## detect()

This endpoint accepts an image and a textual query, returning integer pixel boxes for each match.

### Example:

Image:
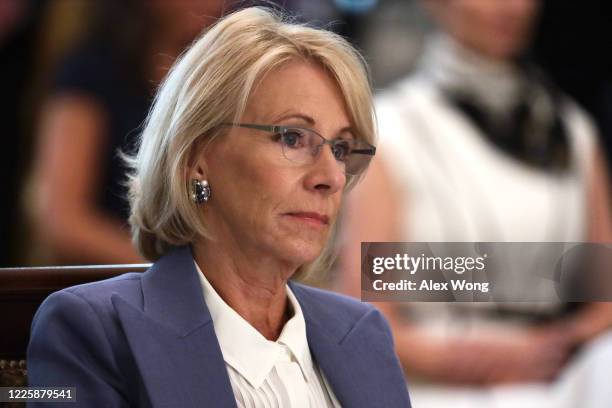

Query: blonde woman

[27,7,412,408]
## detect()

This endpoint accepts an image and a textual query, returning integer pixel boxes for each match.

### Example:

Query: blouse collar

[194,260,314,389]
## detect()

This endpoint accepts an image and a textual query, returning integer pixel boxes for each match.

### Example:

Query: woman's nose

[303,144,346,194]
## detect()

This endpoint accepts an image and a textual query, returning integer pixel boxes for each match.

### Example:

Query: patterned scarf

[418,33,570,172]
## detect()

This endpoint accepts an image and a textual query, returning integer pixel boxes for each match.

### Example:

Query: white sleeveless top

[374,75,597,331]
[376,76,594,243]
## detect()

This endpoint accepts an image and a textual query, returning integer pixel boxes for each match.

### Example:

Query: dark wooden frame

[0,264,151,361]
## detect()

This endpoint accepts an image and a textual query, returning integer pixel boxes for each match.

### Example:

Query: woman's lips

[285,212,329,226]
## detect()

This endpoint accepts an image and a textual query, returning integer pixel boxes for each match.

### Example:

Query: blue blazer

[27,246,411,407]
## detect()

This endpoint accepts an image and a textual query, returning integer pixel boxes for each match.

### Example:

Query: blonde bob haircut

[126,6,375,273]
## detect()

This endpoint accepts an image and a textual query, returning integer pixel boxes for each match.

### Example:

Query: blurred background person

[338,0,612,406]
[25,0,225,264]
[0,0,47,266]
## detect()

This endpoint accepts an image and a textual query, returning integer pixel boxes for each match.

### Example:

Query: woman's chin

[279,239,326,268]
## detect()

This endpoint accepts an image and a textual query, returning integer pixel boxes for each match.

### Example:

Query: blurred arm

[338,156,461,380]
[337,158,457,380]
[587,147,612,242]
[559,148,612,345]
[32,95,142,264]
[338,156,401,298]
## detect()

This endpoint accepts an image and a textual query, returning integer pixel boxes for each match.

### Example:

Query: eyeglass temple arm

[221,123,281,133]
[351,148,376,156]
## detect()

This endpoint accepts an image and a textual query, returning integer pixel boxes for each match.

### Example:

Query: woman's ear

[186,136,209,180]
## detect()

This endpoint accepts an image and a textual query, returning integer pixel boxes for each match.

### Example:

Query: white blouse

[194,262,340,408]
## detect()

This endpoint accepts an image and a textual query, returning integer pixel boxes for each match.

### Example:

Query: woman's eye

[280,130,305,149]
[332,141,351,161]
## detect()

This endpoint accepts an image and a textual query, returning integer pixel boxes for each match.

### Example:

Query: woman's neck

[192,240,296,341]
[419,32,524,117]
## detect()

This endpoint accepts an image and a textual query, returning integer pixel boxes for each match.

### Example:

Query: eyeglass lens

[278,128,371,175]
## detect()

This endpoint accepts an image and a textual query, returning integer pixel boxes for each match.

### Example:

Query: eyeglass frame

[219,123,376,175]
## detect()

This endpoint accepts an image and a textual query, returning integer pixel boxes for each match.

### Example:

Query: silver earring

[190,179,211,204]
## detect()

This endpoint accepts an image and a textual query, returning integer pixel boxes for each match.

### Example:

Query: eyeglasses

[221,123,376,175]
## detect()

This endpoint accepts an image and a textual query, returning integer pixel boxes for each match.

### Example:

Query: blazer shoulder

[27,274,145,406]
[35,272,145,329]
[64,272,144,309]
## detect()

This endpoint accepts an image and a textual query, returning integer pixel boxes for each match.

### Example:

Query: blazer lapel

[290,282,376,408]
[112,246,237,408]
[304,321,374,408]
[292,282,412,407]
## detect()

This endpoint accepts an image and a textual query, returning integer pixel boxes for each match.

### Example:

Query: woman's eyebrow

[272,112,315,125]
[337,127,355,139]
[272,112,354,137]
